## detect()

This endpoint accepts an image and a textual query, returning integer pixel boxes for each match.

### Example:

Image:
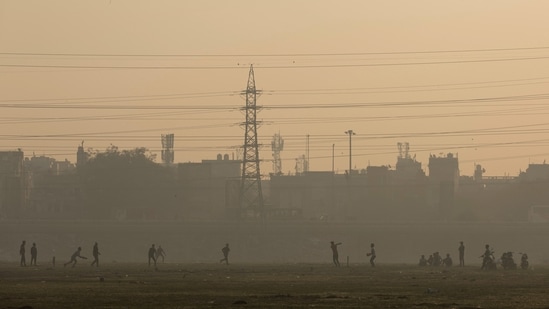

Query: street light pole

[344,130,356,174]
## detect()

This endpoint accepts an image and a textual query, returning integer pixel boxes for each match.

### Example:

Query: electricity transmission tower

[239,65,264,218]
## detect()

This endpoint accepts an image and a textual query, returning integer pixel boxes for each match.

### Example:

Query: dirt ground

[1,262,549,309]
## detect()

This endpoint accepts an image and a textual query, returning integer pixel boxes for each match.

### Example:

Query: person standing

[458,241,465,267]
[419,255,427,267]
[19,240,26,267]
[148,244,157,267]
[64,247,87,268]
[330,241,342,267]
[30,243,38,266]
[367,243,376,267]
[91,242,100,267]
[220,243,230,265]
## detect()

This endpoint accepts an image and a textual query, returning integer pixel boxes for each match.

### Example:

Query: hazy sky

[1,1,549,176]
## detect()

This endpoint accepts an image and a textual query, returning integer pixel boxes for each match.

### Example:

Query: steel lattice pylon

[239,65,264,217]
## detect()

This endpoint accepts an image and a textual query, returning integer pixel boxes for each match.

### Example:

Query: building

[0,150,26,219]
[428,153,460,218]
[177,154,240,220]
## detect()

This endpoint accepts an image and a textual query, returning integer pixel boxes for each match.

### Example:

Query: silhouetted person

[148,244,157,267]
[501,251,517,270]
[156,245,166,263]
[458,241,465,267]
[30,243,37,266]
[427,254,433,266]
[367,243,376,267]
[419,255,427,267]
[521,253,529,270]
[19,241,26,267]
[220,243,230,265]
[330,241,342,267]
[481,244,493,270]
[91,242,100,267]
[64,247,87,268]
[433,252,442,266]
[443,253,453,267]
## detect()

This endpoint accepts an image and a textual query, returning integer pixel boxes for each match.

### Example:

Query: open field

[2,221,549,264]
[1,262,549,309]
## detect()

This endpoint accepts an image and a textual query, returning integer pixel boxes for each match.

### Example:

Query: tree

[78,146,176,220]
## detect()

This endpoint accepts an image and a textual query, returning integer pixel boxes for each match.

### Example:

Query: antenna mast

[271,132,284,175]
[161,133,174,164]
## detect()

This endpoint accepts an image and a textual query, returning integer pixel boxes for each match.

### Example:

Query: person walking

[91,242,100,267]
[220,243,230,265]
[367,243,377,267]
[19,240,26,267]
[156,245,166,263]
[148,244,157,267]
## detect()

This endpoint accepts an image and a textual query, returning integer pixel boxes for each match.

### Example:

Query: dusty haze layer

[2,221,545,265]
[1,1,549,176]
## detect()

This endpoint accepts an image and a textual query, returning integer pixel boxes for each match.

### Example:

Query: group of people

[18,239,530,270]
[416,242,529,270]
[330,241,376,267]
[147,244,167,267]
[63,242,101,268]
[418,241,466,268]
[19,240,101,268]
[481,244,529,270]
[419,252,454,267]
[18,240,38,267]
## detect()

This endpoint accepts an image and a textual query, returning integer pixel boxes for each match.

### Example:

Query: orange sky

[1,1,549,176]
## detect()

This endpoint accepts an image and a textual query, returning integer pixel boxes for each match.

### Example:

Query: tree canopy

[78,146,176,220]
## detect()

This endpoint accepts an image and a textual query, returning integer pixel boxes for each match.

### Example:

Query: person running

[367,243,376,267]
[458,241,465,267]
[148,244,157,267]
[330,241,342,267]
[156,245,166,263]
[30,243,38,266]
[220,243,230,265]
[19,241,26,267]
[91,242,100,267]
[64,247,87,268]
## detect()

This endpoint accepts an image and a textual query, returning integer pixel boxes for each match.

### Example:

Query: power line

[2,55,549,70]
[2,46,549,57]
[1,92,549,110]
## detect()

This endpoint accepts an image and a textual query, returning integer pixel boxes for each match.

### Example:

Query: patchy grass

[0,262,548,308]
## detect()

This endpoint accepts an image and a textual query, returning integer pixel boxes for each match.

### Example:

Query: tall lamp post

[344,130,356,174]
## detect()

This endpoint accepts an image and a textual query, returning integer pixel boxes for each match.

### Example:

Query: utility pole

[332,143,335,174]
[306,134,310,172]
[239,65,264,218]
[344,130,356,174]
